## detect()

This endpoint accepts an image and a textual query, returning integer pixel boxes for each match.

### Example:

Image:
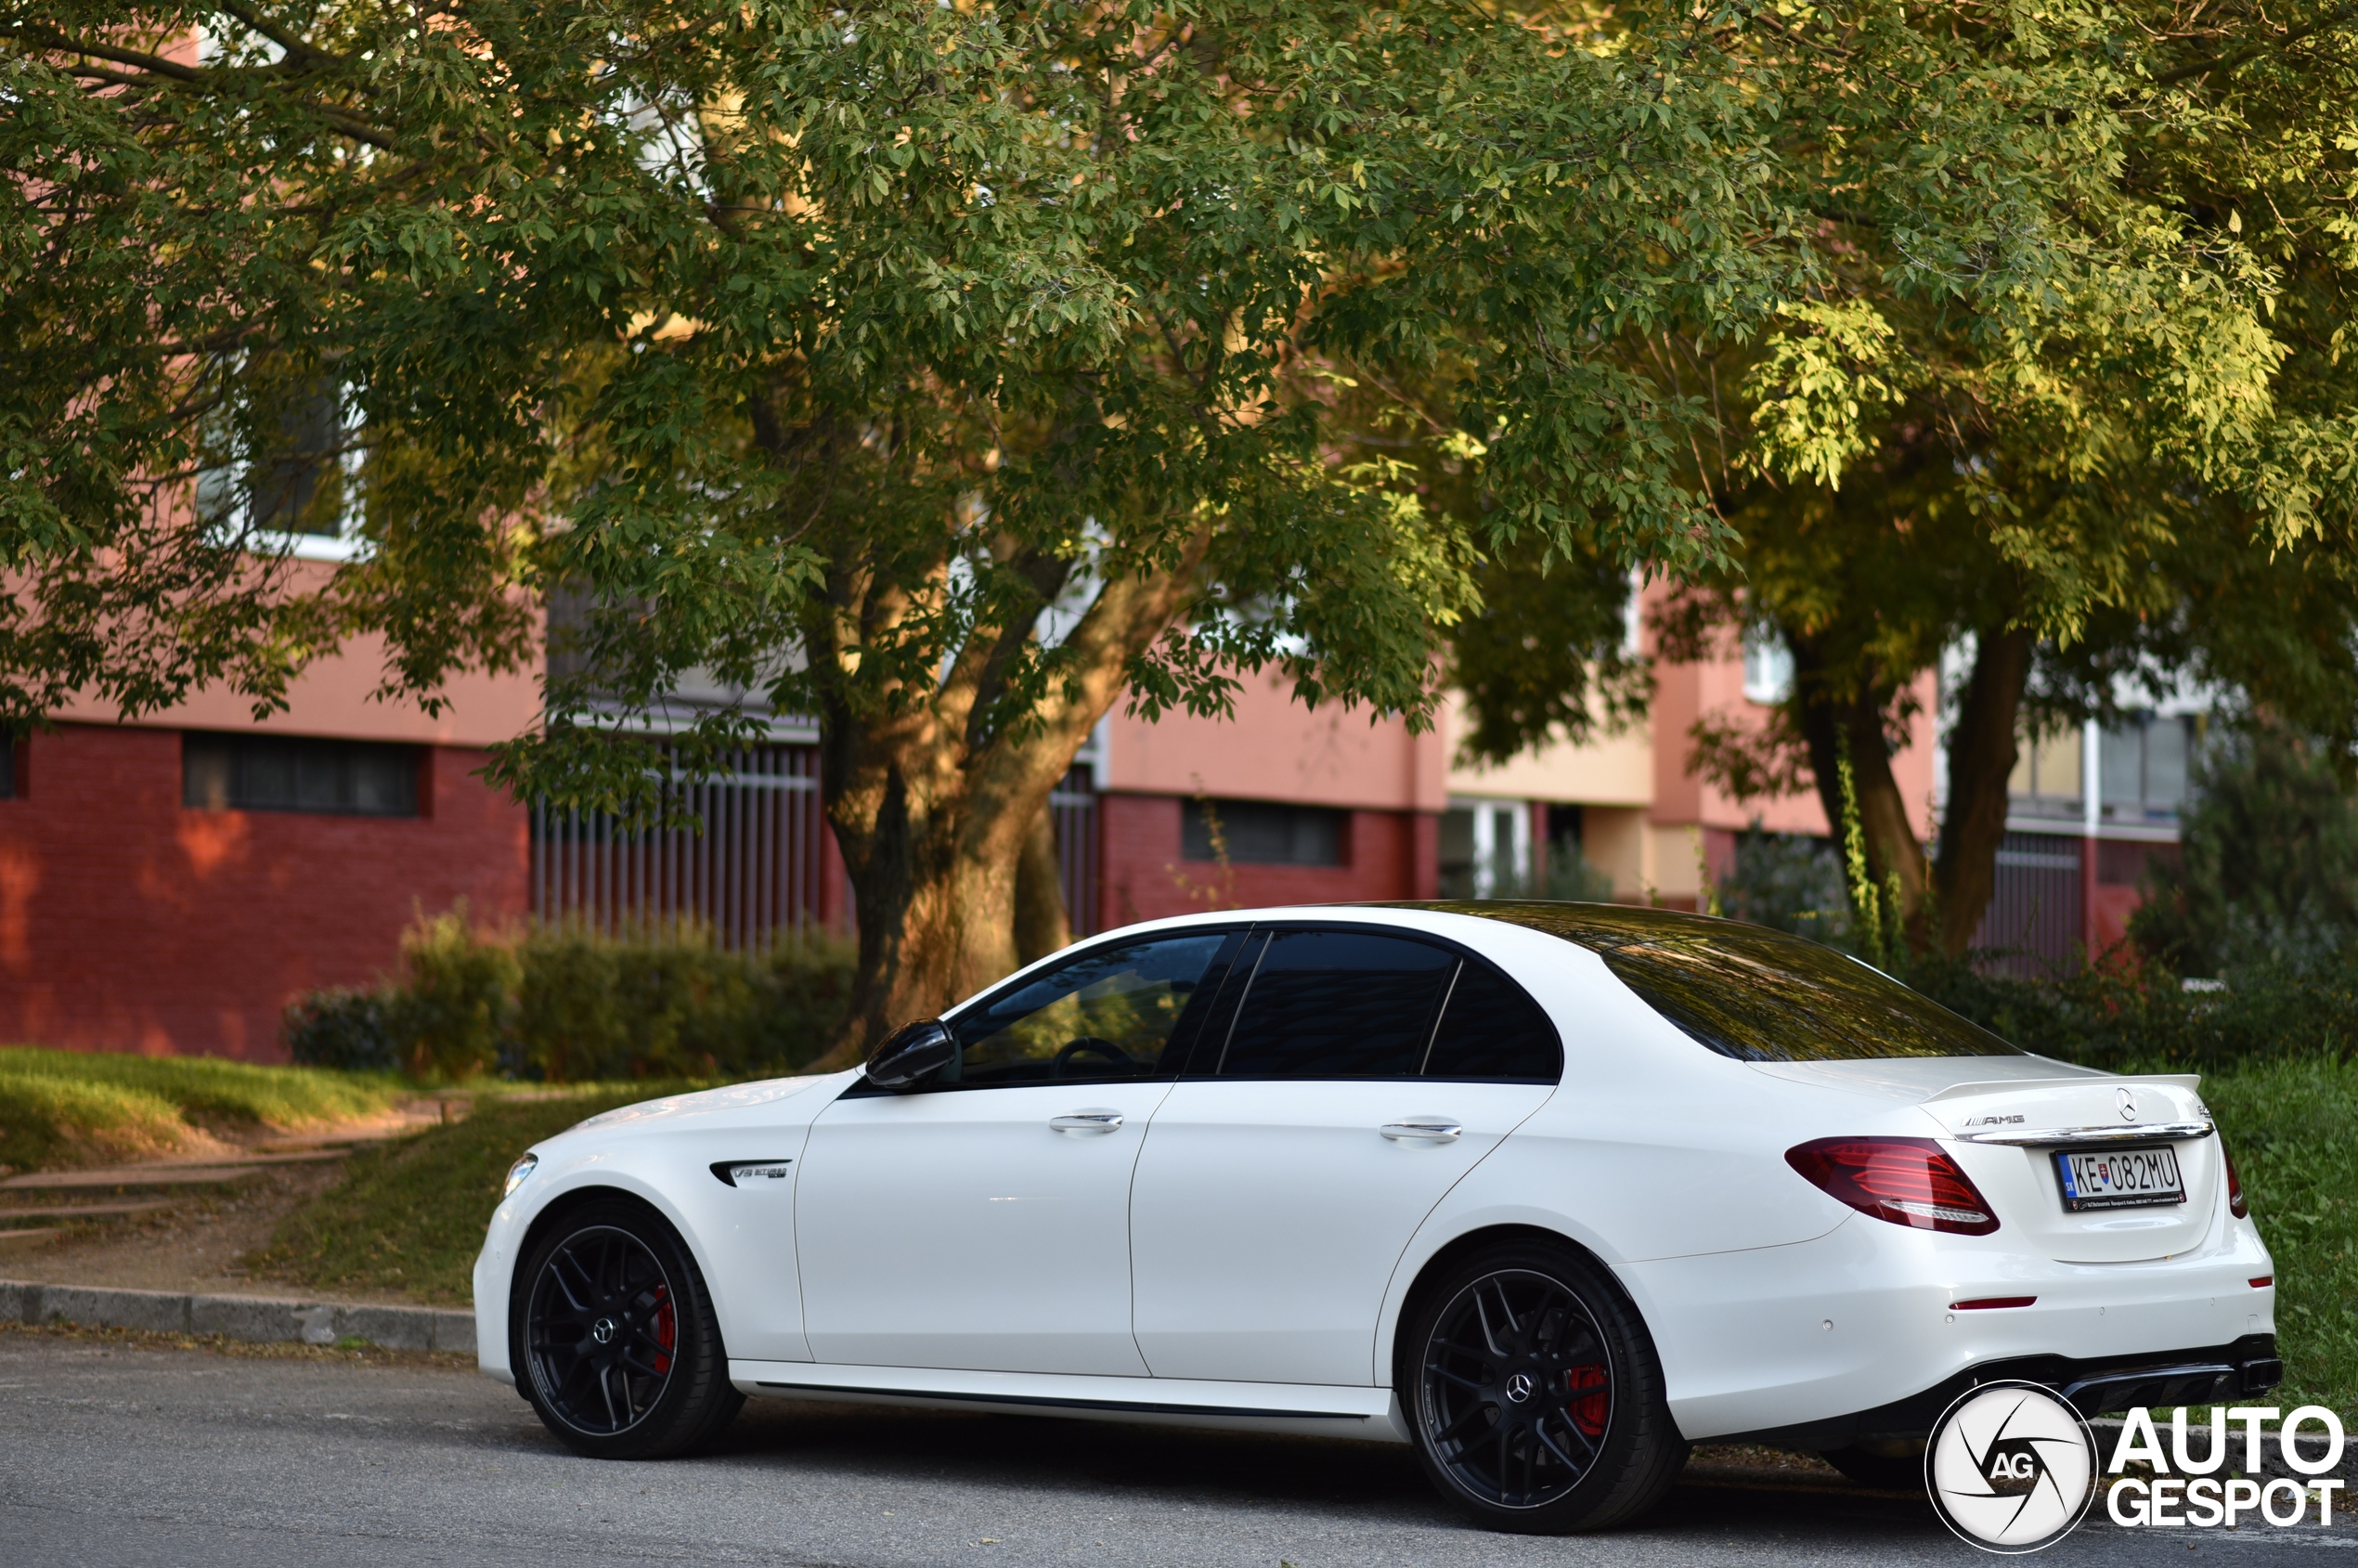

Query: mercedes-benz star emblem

[590,1317,617,1346]
[1926,1381,2098,1552]
[1504,1371,1535,1405]
[2118,1087,2139,1122]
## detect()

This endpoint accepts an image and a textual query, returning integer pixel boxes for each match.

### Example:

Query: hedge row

[1907,948,2358,1069]
[284,912,855,1082]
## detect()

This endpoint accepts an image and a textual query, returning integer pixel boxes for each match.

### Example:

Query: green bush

[509,924,852,1081]
[1718,824,1854,949]
[283,988,407,1073]
[2133,725,2358,978]
[398,908,521,1081]
[284,912,857,1084]
[1905,945,2358,1070]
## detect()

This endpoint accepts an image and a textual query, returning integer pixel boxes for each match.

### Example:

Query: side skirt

[728,1360,1411,1444]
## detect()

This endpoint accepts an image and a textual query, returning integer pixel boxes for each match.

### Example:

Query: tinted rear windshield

[1389,902,2025,1062]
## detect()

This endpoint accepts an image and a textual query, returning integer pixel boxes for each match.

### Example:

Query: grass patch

[0,1047,403,1173]
[252,1084,698,1304]
[2199,1057,2358,1418]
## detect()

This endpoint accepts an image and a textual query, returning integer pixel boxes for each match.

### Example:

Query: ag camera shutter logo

[1926,1381,2099,1552]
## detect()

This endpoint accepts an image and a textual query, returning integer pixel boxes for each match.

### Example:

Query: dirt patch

[0,1159,400,1302]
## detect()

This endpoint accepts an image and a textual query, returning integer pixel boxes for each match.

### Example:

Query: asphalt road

[2,1333,2350,1568]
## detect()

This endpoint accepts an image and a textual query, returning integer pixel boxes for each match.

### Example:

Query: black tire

[1398,1239,1687,1534]
[512,1197,743,1459]
[1820,1438,1927,1491]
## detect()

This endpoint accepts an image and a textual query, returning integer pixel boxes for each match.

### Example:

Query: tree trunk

[1791,639,1930,936]
[1931,627,2034,956]
[806,537,1210,1071]
[1014,802,1073,965]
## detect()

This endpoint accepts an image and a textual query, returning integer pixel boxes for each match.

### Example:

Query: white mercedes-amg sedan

[473,902,2280,1533]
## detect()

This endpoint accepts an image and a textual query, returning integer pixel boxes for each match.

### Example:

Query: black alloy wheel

[514,1199,743,1459]
[1421,1268,1613,1507]
[1402,1241,1686,1533]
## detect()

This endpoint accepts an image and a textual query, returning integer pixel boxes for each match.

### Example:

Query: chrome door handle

[1050,1111,1124,1134]
[1380,1119,1463,1143]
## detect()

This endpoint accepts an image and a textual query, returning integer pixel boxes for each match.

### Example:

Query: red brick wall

[1098,792,1436,928]
[0,724,527,1061]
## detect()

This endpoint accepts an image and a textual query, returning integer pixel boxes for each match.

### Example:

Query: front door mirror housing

[864,1018,957,1091]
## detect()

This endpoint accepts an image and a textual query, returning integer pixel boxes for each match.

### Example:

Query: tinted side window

[1424,960,1561,1082]
[1214,930,1454,1080]
[948,933,1231,1086]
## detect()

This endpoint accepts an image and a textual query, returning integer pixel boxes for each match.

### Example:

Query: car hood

[555,1070,853,1140]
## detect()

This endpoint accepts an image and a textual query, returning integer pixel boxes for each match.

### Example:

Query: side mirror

[864,1018,957,1090]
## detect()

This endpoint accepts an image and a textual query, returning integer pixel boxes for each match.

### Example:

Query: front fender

[474,1073,852,1385]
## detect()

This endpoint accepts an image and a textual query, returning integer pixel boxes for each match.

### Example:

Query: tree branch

[2,26,204,82]
[2147,0,2358,86]
[216,0,342,73]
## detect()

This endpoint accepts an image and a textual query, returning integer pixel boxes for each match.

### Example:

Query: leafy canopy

[2,0,1831,794]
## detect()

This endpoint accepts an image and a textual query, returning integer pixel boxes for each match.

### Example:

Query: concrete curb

[0,1279,474,1355]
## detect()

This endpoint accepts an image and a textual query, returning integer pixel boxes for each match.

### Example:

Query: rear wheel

[512,1198,743,1458]
[1400,1240,1687,1533]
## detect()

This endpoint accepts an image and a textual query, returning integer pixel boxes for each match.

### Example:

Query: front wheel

[1399,1240,1687,1533]
[512,1198,743,1459]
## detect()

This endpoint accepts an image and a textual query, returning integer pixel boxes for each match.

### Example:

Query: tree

[6,1,1830,1057]
[2132,725,2358,976]
[1454,0,2358,955]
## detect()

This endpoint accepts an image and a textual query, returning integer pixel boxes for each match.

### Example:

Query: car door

[1129,925,1561,1386]
[795,927,1245,1376]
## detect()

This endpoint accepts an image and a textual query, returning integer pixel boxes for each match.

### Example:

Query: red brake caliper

[651,1285,676,1375]
[1565,1364,1609,1437]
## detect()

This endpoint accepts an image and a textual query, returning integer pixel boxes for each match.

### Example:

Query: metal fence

[532,747,1103,947]
[530,745,825,951]
[1972,831,2084,977]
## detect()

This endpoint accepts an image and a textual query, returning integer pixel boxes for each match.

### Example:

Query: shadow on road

[703,1395,1951,1545]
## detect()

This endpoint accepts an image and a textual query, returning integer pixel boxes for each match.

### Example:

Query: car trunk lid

[1752,1059,2220,1262]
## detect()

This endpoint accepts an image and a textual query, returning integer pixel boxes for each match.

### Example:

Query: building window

[183,732,421,817]
[2008,714,2201,823]
[2102,714,2197,819]
[1182,799,1346,866]
[1742,624,1794,705]
[1439,799,1531,899]
[195,375,366,560]
[0,732,13,799]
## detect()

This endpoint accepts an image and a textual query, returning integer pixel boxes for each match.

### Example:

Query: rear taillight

[1786,1137,2000,1236]
[2223,1138,2248,1218]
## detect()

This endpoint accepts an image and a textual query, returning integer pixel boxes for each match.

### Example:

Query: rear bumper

[1712,1333,2283,1450]
[1617,1209,2276,1442]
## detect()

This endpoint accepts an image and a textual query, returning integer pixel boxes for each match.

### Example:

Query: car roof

[1081,900,1790,955]
[1362,900,1793,952]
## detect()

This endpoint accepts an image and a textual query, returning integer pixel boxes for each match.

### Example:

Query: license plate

[2054,1146,2186,1212]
